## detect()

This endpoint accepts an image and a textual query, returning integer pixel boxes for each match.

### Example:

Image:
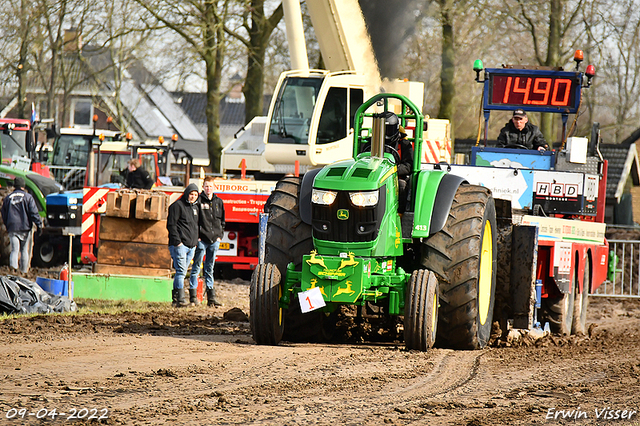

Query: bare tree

[33,0,70,123]
[88,0,156,133]
[401,0,503,139]
[438,0,455,130]
[583,0,640,142]
[501,0,587,142]
[27,0,110,126]
[135,0,233,172]
[0,0,39,118]
[226,0,283,124]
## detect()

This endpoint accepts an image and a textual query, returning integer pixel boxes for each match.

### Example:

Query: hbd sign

[535,182,579,199]
[532,170,594,216]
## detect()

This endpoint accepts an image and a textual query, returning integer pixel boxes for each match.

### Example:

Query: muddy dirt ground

[1,271,640,425]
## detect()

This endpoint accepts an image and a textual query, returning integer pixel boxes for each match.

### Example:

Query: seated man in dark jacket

[497,109,549,151]
[125,158,154,189]
[384,113,413,212]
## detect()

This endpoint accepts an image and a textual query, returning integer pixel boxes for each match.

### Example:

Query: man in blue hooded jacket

[167,183,199,307]
[1,177,42,273]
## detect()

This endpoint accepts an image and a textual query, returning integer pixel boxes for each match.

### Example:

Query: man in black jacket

[0,177,43,273]
[497,109,549,151]
[189,176,225,307]
[382,113,413,212]
[125,158,154,189]
[359,112,414,211]
[167,183,199,307]
[394,124,413,211]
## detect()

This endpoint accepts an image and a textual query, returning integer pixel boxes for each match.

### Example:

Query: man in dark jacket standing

[125,158,154,189]
[189,176,225,307]
[167,183,199,307]
[1,177,43,273]
[497,109,549,151]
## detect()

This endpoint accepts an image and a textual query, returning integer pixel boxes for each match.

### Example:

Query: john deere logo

[337,209,349,220]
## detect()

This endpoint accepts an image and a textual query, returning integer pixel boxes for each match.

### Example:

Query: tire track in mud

[389,350,484,400]
[36,338,486,425]
[211,348,485,424]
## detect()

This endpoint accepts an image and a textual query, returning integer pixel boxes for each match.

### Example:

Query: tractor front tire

[404,270,439,351]
[250,263,284,345]
[423,184,497,349]
[263,176,325,342]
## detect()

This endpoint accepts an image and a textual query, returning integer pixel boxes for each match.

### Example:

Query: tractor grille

[311,189,385,243]
[46,204,82,228]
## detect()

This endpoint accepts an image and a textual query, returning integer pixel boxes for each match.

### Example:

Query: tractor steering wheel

[384,145,401,165]
[504,143,529,150]
[361,143,401,164]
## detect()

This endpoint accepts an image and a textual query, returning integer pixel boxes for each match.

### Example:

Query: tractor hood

[309,154,402,258]
[313,155,396,191]
[27,172,63,198]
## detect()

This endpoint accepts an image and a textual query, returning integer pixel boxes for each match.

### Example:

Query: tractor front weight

[280,263,300,309]
[282,251,411,315]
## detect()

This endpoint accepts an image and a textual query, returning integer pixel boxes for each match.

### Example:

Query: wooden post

[68,234,73,300]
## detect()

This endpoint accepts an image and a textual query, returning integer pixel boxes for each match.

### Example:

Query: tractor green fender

[300,167,323,225]
[412,170,467,238]
[24,172,60,213]
[0,167,54,214]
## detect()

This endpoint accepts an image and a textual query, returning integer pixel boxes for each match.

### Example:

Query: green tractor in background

[0,120,62,266]
[251,94,497,350]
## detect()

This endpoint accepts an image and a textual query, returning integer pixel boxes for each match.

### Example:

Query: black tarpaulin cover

[0,276,77,315]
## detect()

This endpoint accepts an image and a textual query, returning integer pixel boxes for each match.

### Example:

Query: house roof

[174,92,272,126]
[599,143,640,200]
[2,41,280,168]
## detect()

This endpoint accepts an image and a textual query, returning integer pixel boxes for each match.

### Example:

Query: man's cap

[13,177,25,188]
[513,109,527,118]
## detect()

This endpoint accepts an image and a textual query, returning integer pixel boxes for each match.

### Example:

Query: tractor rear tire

[572,255,590,335]
[544,254,577,335]
[422,184,497,350]
[250,263,284,345]
[0,189,12,265]
[544,281,575,335]
[404,270,439,351]
[263,176,324,342]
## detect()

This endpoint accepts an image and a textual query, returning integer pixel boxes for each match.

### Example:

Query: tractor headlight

[311,188,337,205]
[69,198,78,204]
[349,190,379,207]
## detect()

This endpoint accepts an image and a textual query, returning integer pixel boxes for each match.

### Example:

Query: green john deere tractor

[251,93,497,351]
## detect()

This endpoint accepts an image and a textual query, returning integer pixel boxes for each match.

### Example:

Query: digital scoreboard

[483,68,583,114]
